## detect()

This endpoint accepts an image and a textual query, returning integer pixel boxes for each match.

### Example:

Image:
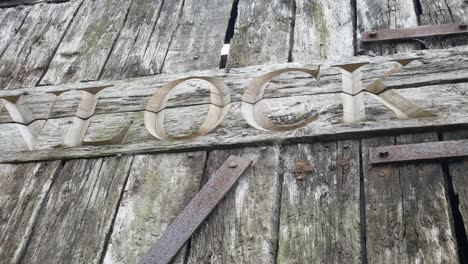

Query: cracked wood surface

[362,132,458,263]
[277,140,361,263]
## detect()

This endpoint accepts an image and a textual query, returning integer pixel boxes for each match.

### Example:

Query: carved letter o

[144,77,230,140]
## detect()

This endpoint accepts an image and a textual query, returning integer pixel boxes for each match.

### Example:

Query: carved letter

[241,68,320,131]
[336,59,434,122]
[144,77,230,140]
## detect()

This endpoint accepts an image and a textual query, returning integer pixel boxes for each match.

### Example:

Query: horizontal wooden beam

[0,47,467,163]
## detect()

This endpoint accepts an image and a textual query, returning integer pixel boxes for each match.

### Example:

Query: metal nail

[228,162,238,168]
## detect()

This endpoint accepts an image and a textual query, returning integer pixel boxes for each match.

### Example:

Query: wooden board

[38,0,133,85]
[0,1,82,90]
[277,140,361,263]
[442,130,468,242]
[0,0,70,8]
[21,156,134,264]
[356,0,419,55]
[102,152,206,264]
[362,132,458,263]
[187,147,281,263]
[0,161,61,264]
[293,0,354,61]
[0,6,31,57]
[227,0,293,67]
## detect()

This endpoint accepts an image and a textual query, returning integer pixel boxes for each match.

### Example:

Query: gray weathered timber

[442,130,468,236]
[0,0,70,8]
[293,0,354,61]
[277,140,361,263]
[0,161,61,264]
[363,133,458,263]
[0,6,31,57]
[21,156,133,264]
[1,47,467,122]
[356,0,420,55]
[418,0,468,48]
[0,1,82,90]
[161,0,234,74]
[99,0,184,79]
[102,152,206,264]
[187,146,281,263]
[1,81,467,163]
[227,0,293,67]
[38,0,133,85]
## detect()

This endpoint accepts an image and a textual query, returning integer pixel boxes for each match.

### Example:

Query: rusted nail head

[378,150,389,158]
[459,24,467,30]
[228,162,238,168]
[369,31,378,38]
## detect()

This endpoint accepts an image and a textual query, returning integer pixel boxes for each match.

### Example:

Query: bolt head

[369,31,378,38]
[228,162,238,168]
[378,150,389,158]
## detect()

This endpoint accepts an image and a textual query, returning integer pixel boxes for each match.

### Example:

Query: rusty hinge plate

[370,139,468,165]
[140,155,252,264]
[362,23,468,43]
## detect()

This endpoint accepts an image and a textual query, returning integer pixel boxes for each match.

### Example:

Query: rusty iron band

[362,23,468,43]
[370,139,468,165]
[140,155,252,264]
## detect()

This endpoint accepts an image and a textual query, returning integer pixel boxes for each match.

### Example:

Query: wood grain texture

[293,0,354,61]
[363,132,458,263]
[356,0,420,55]
[21,156,133,264]
[187,146,281,263]
[161,0,234,74]
[39,0,133,85]
[0,1,82,90]
[103,152,206,264]
[442,130,468,236]
[0,6,31,57]
[277,140,361,263]
[418,0,468,48]
[227,0,293,67]
[0,161,61,264]
[99,0,184,79]
[0,0,70,8]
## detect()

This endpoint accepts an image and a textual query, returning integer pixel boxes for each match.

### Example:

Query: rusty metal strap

[362,23,468,43]
[370,139,468,165]
[140,155,252,264]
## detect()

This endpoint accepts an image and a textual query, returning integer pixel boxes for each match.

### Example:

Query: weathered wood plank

[277,140,361,263]
[356,0,420,55]
[363,132,458,263]
[187,146,281,263]
[418,0,468,48]
[0,1,83,90]
[0,0,70,8]
[0,6,31,57]
[20,156,133,264]
[0,161,61,263]
[38,0,134,85]
[227,0,293,67]
[99,0,184,79]
[1,81,467,162]
[161,0,234,74]
[293,0,354,61]
[1,47,467,122]
[442,130,468,239]
[102,152,206,264]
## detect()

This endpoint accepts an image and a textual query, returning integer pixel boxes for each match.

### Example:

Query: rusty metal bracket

[370,139,468,165]
[362,23,468,43]
[140,155,252,264]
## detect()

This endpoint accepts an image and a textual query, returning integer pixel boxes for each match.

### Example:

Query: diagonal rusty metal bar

[140,155,252,264]
[362,23,468,43]
[369,139,468,165]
